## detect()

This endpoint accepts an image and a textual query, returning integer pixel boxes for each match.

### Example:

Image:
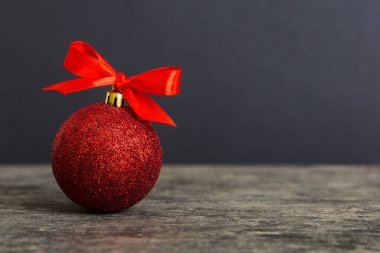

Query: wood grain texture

[0,165,379,253]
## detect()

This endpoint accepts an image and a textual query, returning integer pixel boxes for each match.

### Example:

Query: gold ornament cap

[105,90,127,107]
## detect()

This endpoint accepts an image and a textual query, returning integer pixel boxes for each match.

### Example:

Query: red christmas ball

[51,102,162,212]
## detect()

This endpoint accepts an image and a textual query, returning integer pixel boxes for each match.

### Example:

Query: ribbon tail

[42,77,114,95]
[123,88,176,127]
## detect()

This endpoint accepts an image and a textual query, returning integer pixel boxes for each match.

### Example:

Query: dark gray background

[1,0,380,164]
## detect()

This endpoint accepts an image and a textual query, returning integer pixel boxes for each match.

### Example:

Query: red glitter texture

[51,103,162,212]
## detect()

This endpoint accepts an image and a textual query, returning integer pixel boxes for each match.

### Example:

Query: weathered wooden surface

[0,165,379,253]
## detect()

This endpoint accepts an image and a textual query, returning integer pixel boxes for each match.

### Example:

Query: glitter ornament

[44,41,181,212]
[52,103,162,212]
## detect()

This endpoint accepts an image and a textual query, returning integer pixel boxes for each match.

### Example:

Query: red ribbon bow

[43,41,181,126]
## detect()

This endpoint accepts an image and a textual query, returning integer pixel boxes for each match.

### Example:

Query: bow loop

[64,41,116,78]
[43,41,182,127]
